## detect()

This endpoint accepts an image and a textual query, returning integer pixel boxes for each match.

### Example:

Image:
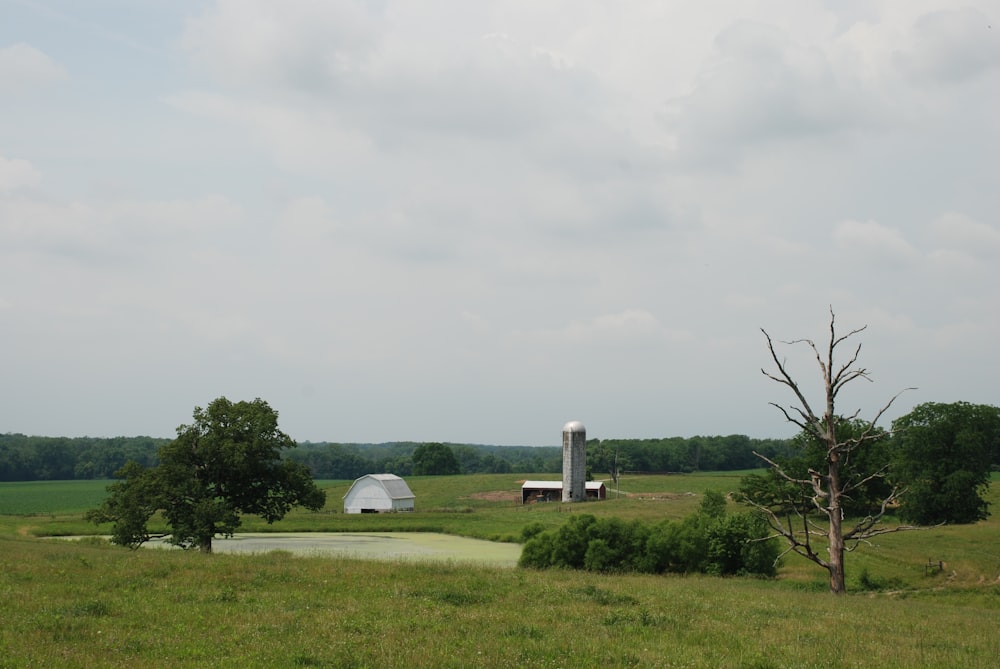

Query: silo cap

[563,420,586,433]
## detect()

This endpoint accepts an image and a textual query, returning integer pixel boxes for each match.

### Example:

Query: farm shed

[343,474,415,513]
[521,480,606,505]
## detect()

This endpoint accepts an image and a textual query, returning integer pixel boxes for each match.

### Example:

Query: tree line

[1,433,799,482]
[0,434,165,481]
[3,423,997,484]
[586,434,796,476]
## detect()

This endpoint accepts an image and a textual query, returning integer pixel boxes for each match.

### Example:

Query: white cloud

[181,0,382,92]
[926,248,984,274]
[164,90,379,176]
[894,7,1000,84]
[927,212,1000,254]
[2,1,998,443]
[0,194,243,266]
[526,309,693,348]
[661,19,876,168]
[723,293,768,310]
[832,219,920,265]
[0,155,41,191]
[0,43,66,92]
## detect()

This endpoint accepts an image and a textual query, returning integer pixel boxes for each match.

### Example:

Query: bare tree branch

[752,451,812,487]
[761,328,819,424]
[750,309,921,594]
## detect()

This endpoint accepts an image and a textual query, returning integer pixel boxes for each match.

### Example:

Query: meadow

[1,473,998,668]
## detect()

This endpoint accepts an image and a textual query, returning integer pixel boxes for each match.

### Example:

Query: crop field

[0,479,112,516]
[1,473,998,667]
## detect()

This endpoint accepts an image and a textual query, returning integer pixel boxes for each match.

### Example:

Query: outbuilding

[343,474,415,513]
[521,480,606,504]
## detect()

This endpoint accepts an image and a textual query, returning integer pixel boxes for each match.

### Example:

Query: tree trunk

[199,535,213,553]
[827,453,846,594]
[827,512,846,594]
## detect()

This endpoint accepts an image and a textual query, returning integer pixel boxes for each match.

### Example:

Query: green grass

[0,532,997,668]
[1,472,998,667]
[0,479,113,515]
[0,473,736,540]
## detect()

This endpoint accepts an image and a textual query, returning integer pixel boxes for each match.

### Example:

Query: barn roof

[521,480,605,491]
[344,473,415,500]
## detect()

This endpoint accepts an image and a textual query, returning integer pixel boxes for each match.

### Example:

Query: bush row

[518,492,780,577]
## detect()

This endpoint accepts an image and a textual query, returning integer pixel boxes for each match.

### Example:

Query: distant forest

[0,433,794,482]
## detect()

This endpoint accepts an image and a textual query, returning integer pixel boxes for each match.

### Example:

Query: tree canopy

[891,401,999,525]
[411,442,461,475]
[740,418,893,519]
[87,397,325,552]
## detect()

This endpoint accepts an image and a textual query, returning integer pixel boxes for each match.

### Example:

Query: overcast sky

[2,1,998,446]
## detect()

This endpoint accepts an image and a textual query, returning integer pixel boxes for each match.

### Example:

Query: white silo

[562,421,587,502]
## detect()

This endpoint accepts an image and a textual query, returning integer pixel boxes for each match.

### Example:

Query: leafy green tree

[479,453,512,474]
[88,397,325,552]
[588,440,630,489]
[705,512,779,577]
[450,444,482,473]
[85,461,161,549]
[412,442,460,475]
[699,489,728,519]
[740,418,893,519]
[891,401,999,524]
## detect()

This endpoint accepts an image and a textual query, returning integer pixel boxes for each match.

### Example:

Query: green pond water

[143,532,522,566]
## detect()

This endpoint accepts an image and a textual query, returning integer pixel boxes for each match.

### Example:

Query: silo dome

[563,420,586,433]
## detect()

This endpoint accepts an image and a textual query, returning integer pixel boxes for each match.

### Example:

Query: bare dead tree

[747,308,918,594]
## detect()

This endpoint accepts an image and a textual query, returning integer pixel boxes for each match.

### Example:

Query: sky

[1,1,998,446]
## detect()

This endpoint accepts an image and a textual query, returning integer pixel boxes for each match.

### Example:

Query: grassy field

[0,473,734,540]
[0,479,114,516]
[1,473,998,667]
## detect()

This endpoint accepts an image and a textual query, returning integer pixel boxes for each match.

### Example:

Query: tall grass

[1,532,997,668]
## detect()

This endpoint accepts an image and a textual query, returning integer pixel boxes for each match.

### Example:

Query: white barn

[343,474,415,514]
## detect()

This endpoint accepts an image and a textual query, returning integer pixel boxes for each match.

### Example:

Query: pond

[143,532,522,567]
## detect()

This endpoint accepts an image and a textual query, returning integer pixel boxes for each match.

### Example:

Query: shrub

[706,512,779,577]
[699,490,728,519]
[517,505,778,577]
[583,538,617,572]
[856,568,906,592]
[585,517,650,573]
[518,532,556,569]
[641,520,678,574]
[551,514,596,569]
[520,522,546,542]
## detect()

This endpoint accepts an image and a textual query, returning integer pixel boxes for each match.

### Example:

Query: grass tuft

[570,583,639,605]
